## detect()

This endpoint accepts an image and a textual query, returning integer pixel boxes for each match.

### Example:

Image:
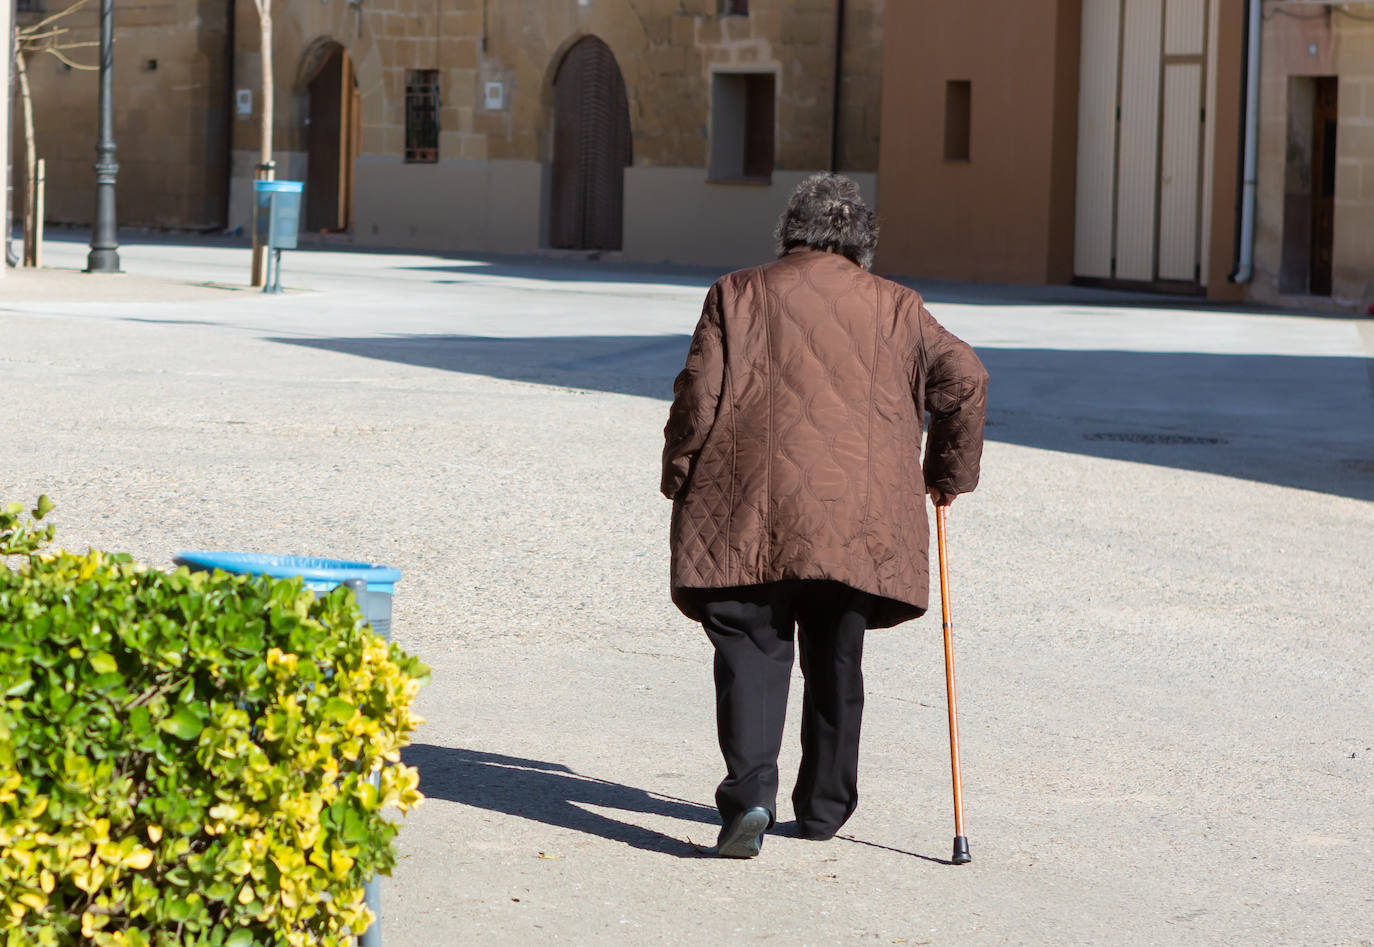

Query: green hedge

[0,498,429,946]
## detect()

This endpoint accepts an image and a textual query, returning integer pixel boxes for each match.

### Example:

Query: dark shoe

[794,812,841,840]
[716,807,771,858]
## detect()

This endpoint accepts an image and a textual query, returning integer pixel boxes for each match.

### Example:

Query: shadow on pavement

[770,820,954,865]
[901,277,1360,317]
[269,333,1374,501]
[269,333,688,400]
[35,227,1360,318]
[974,347,1374,501]
[403,744,718,858]
[397,259,727,289]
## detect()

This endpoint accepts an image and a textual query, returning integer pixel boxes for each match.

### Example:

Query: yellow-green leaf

[161,709,202,741]
[323,697,355,723]
[89,652,118,675]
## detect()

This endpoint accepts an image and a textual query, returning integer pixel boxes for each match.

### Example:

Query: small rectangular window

[709,72,775,182]
[944,80,971,161]
[16,0,44,11]
[405,70,440,164]
[720,0,749,14]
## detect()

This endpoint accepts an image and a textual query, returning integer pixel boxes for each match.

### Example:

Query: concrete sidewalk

[3,236,1372,944]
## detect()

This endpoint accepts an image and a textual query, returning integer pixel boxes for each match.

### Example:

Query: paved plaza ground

[3,232,1372,944]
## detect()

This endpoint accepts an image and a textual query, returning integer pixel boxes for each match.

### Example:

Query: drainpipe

[829,0,846,173]
[1231,0,1261,283]
[222,0,236,231]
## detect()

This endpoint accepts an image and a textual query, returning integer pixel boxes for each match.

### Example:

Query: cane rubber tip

[951,836,971,864]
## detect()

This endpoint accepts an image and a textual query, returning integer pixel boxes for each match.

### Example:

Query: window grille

[17,0,45,12]
[405,70,440,163]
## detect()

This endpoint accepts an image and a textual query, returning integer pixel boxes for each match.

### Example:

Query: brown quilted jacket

[661,249,988,629]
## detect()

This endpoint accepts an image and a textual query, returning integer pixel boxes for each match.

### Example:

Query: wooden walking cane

[936,504,972,864]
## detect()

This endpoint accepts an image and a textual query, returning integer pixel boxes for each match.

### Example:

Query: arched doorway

[302,42,359,233]
[550,37,632,251]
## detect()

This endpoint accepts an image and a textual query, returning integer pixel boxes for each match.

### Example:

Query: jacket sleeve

[917,302,989,496]
[661,282,726,499]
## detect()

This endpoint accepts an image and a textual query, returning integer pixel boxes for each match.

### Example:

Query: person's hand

[928,487,957,508]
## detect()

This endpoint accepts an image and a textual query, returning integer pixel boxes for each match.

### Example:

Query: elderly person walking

[661,173,988,858]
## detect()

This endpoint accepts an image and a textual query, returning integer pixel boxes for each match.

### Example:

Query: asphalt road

[3,233,1372,944]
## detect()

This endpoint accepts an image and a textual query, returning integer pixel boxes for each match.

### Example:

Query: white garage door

[1074,0,1212,287]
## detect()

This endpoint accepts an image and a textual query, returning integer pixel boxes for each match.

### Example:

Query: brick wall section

[12,0,230,229]
[233,0,883,172]
[20,0,883,231]
[1254,4,1374,309]
[1332,9,1374,305]
[837,0,885,172]
[689,0,882,172]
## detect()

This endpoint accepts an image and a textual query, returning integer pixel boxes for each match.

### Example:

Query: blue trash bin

[172,552,399,638]
[171,551,398,946]
[251,181,303,251]
[251,180,303,294]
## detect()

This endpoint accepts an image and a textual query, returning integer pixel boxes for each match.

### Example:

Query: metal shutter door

[1158,61,1203,280]
[1074,0,1123,279]
[1158,0,1207,282]
[1114,0,1163,283]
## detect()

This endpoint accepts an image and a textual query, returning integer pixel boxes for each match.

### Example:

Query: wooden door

[550,37,632,250]
[306,47,356,232]
[1309,77,1338,296]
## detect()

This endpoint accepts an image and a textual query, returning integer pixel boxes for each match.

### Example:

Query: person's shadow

[402,745,720,858]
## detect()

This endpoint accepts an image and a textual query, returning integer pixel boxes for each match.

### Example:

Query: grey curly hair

[773,172,879,270]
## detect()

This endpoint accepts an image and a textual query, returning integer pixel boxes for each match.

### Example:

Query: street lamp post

[86,0,119,273]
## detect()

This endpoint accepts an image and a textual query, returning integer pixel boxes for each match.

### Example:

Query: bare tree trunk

[9,0,98,269]
[15,49,36,267]
[33,158,44,267]
[258,1,273,170]
[251,0,274,286]
[2,5,14,270]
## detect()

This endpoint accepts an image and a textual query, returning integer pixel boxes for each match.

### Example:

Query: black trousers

[693,579,873,839]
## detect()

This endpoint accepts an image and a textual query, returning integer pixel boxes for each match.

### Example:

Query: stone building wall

[16,0,883,266]
[321,0,882,170]
[1252,4,1374,311]
[227,0,884,265]
[10,0,231,230]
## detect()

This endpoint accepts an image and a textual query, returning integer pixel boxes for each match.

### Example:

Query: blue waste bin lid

[173,551,400,594]
[253,180,303,194]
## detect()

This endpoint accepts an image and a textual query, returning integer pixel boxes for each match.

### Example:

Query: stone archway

[549,36,632,251]
[299,39,359,233]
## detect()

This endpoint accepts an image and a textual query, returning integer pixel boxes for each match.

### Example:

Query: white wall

[623,168,879,268]
[225,154,880,270]
[352,157,546,254]
[229,153,546,254]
